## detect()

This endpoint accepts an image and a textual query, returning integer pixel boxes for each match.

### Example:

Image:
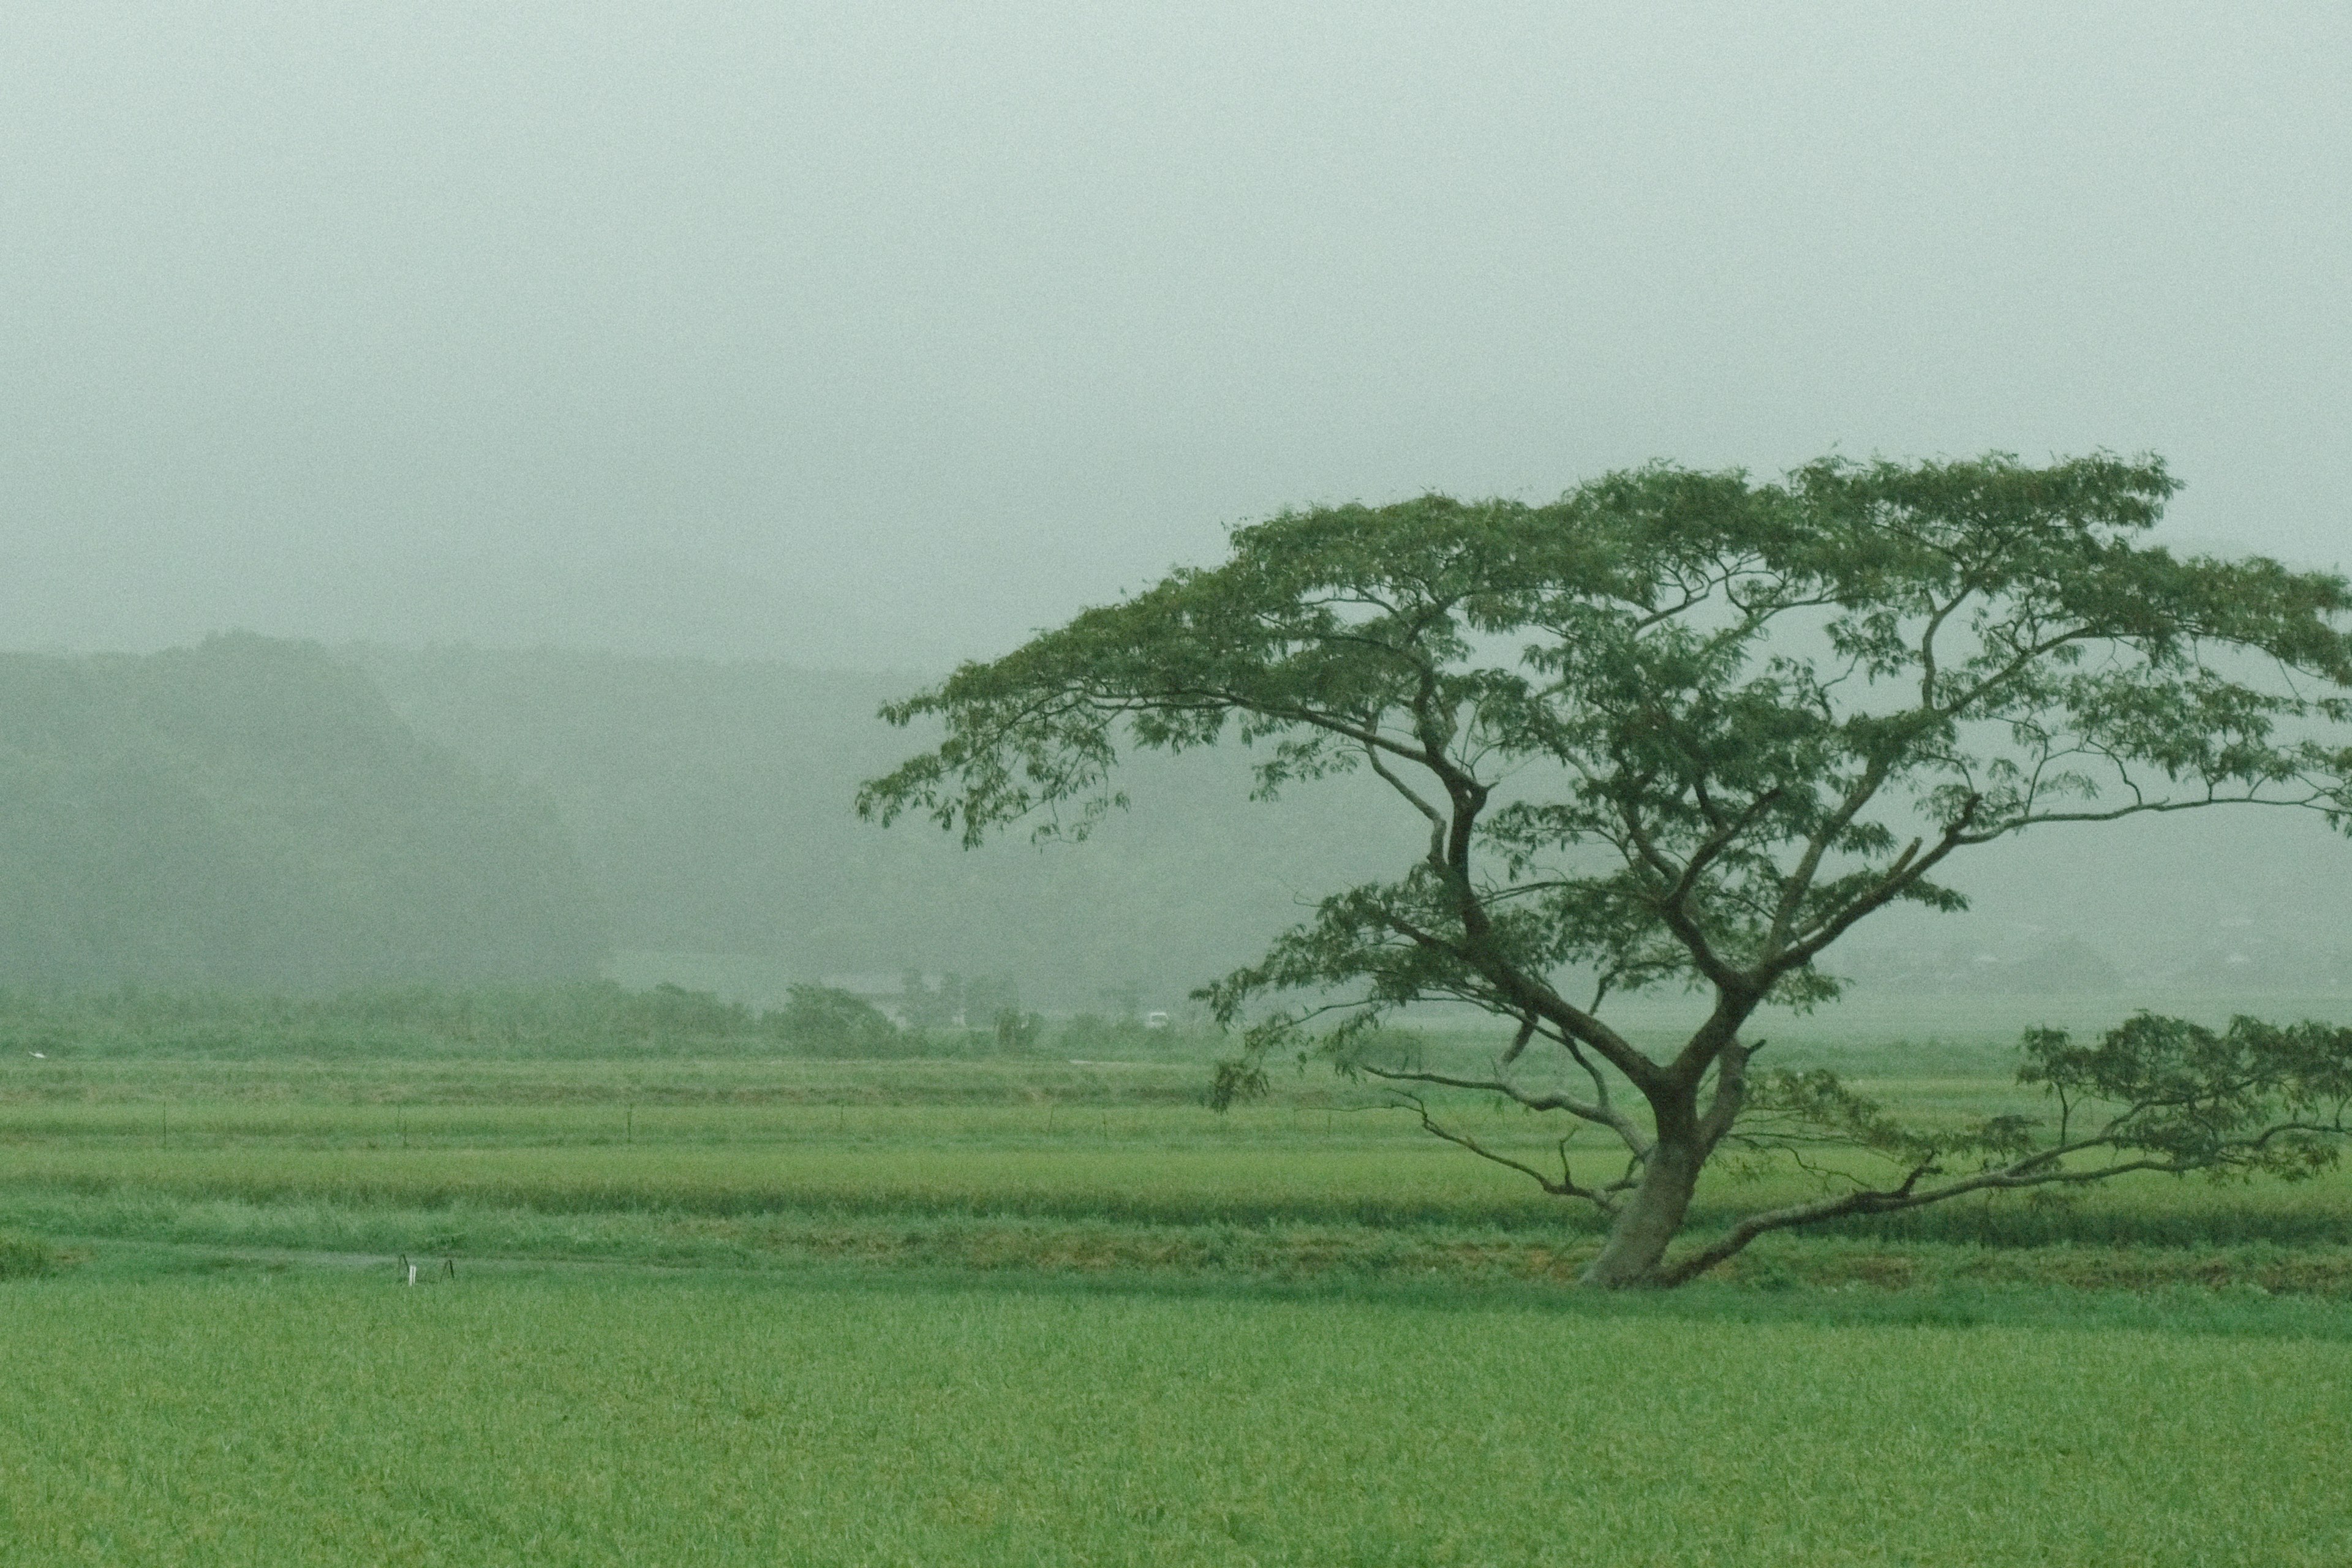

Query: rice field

[4,993,2352,1562]
[2,1267,2348,1566]
[2,1088,2348,1254]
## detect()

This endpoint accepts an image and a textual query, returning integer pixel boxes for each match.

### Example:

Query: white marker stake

[407,1262,417,1287]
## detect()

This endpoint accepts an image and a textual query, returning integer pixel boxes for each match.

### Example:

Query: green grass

[3,1095,2346,1238]
[13,1184,2352,1300]
[0,1229,64,1278]
[1,1267,2346,1566]
[2,1068,2349,1294]
[0,1053,1229,1108]
[2,1121,2348,1307]
[6,989,2352,1562]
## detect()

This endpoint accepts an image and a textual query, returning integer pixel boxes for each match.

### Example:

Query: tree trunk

[1579,1129,1703,1288]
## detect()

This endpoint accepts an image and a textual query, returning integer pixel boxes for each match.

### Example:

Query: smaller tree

[861,454,2352,1286]
[770,983,900,1057]
[993,1007,1043,1052]
[896,971,965,1031]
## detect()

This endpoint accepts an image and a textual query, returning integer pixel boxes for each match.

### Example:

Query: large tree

[861,454,2352,1286]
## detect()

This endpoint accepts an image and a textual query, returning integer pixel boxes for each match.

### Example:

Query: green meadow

[2,1268,2350,1566]
[4,989,2352,1563]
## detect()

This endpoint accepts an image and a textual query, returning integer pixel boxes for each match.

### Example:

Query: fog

[5,4,2345,668]
[3,7,2348,1006]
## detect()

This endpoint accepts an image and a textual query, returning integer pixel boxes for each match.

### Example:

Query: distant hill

[0,635,608,989]
[351,644,2352,1009]
[349,644,1408,1009]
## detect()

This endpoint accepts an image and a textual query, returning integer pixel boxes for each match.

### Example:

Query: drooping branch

[1390,1092,1638,1213]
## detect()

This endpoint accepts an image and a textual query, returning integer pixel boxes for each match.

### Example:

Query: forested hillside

[0,636,607,989]
[353,645,2352,1009]
[350,644,1409,1009]
[345,649,1411,1006]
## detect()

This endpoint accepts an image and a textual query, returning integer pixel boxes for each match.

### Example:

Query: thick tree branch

[1654,1151,2183,1287]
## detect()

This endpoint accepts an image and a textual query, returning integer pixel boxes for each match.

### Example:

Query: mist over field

[1,5,2346,1006]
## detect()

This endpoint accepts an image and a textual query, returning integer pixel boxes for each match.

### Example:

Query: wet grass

[3,1098,2348,1250]
[0,1229,66,1279]
[1,1267,2347,1566]
[6,1005,2352,1564]
[13,1182,2352,1302]
[2,1049,2350,1302]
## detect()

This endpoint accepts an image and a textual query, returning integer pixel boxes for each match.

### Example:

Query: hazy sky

[6,4,2346,670]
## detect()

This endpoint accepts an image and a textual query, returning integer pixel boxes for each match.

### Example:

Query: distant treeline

[0,636,606,990]
[0,981,1178,1061]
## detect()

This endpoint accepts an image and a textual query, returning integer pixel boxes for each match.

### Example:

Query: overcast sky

[5,3,2345,671]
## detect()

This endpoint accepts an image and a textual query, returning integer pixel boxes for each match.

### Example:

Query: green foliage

[863,453,2352,1283]
[1745,1012,2352,1193]
[772,983,902,1055]
[991,1008,1041,1052]
[1206,1055,1270,1112]
[0,981,780,1060]
[895,971,963,1030]
[890,973,1030,1035]
[1740,1066,2040,1169]
[2020,1012,2352,1177]
[871,454,2352,1018]
[0,635,608,990]
[0,979,1057,1063]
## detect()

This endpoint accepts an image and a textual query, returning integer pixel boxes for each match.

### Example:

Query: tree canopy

[861,454,2352,1286]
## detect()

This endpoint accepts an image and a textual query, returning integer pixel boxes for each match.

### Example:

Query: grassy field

[4,989,2352,1563]
[3,1265,2350,1566]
